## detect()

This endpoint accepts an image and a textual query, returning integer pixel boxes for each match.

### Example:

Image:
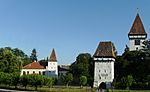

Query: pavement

[0,89,34,92]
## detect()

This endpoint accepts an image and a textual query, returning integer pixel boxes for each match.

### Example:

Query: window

[98,75,101,79]
[135,40,140,45]
[39,71,41,75]
[23,71,26,75]
[43,71,45,75]
[33,71,35,74]
[104,70,106,73]
[27,71,29,75]
[99,70,101,72]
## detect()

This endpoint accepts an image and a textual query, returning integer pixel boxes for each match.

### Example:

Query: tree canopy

[30,48,37,62]
[115,50,150,89]
[70,53,94,87]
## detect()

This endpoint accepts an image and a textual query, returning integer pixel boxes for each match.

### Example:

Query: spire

[128,13,147,35]
[49,49,57,62]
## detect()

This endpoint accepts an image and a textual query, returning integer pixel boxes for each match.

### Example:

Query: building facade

[21,49,58,78]
[93,41,115,88]
[128,13,147,51]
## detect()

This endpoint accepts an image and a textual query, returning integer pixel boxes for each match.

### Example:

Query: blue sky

[0,0,150,64]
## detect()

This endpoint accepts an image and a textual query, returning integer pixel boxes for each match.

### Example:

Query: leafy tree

[11,73,20,88]
[20,75,30,89]
[61,73,73,87]
[120,75,134,89]
[0,72,5,84]
[124,45,129,52]
[70,53,93,86]
[126,75,134,89]
[79,76,87,88]
[0,48,22,73]
[142,39,150,51]
[28,74,44,90]
[2,73,12,86]
[30,49,37,62]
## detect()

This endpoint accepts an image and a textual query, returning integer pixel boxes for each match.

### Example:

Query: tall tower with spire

[47,49,58,77]
[128,13,147,51]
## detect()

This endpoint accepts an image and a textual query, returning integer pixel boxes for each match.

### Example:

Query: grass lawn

[108,89,150,92]
[0,85,150,92]
[37,86,94,92]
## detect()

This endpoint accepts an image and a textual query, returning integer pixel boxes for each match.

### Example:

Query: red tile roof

[23,62,45,69]
[93,41,115,58]
[128,13,147,35]
[49,49,57,62]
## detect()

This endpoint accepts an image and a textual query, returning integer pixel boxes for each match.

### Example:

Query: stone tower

[128,14,147,51]
[93,41,115,88]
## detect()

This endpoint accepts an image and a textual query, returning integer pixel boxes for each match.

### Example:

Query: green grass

[108,89,150,92]
[37,86,94,92]
[0,85,150,92]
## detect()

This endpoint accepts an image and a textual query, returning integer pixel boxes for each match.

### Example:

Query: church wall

[21,69,46,75]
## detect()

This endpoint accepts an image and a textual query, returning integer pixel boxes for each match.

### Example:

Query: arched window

[39,71,41,75]
[23,71,26,75]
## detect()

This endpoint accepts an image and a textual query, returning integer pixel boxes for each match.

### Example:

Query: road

[0,89,34,92]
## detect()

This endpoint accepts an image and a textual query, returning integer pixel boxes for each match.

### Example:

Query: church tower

[47,49,58,77]
[93,41,115,88]
[128,14,147,51]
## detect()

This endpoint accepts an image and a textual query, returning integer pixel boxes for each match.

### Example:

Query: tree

[124,45,129,52]
[70,53,93,86]
[28,74,44,90]
[80,76,87,88]
[126,75,134,89]
[0,48,22,73]
[20,75,30,89]
[30,49,37,61]
[61,73,73,87]
[11,73,20,88]
[142,39,150,51]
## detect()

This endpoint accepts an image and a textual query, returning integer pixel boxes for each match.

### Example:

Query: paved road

[0,89,34,92]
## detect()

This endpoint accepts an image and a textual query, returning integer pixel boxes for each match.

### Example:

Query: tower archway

[99,82,106,89]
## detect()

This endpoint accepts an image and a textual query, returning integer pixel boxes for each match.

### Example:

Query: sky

[0,0,150,64]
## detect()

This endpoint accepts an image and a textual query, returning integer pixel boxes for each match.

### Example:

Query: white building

[21,49,58,78]
[128,13,147,51]
[93,41,115,88]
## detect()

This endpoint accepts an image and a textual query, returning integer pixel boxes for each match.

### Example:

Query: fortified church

[93,13,147,88]
[21,13,148,88]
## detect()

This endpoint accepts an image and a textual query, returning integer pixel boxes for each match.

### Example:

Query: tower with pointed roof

[47,49,58,77]
[128,13,147,51]
[93,41,115,88]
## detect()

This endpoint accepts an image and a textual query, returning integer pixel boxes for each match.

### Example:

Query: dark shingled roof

[93,41,115,58]
[49,49,57,62]
[128,13,147,35]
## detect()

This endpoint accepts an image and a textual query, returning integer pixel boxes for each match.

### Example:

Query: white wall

[93,61,114,87]
[21,69,46,75]
[129,39,145,51]
[47,62,58,77]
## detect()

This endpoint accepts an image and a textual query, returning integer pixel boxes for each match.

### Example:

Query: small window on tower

[135,40,140,45]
